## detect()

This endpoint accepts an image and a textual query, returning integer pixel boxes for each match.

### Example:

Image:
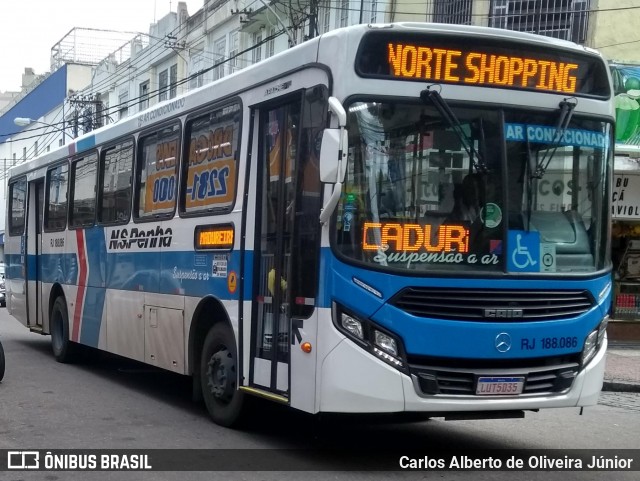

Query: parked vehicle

[0,264,5,307]
[0,339,4,381]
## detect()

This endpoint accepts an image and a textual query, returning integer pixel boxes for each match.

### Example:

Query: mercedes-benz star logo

[495,332,512,353]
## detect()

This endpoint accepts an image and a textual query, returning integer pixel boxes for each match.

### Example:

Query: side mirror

[320,129,348,183]
[319,97,349,224]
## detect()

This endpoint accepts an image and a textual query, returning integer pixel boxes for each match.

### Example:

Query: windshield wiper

[420,86,487,173]
[522,98,578,231]
[532,97,578,179]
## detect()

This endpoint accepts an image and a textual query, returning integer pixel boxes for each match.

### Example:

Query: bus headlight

[597,315,609,345]
[374,330,398,357]
[332,302,407,372]
[581,316,609,366]
[581,330,598,366]
[341,312,364,340]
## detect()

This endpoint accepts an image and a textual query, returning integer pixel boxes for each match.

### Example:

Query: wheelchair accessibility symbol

[508,231,540,272]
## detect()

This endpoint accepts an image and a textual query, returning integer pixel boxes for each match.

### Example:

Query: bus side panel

[40,229,73,333]
[64,228,107,348]
[5,242,27,324]
[289,310,319,413]
[104,281,144,361]
[103,224,162,363]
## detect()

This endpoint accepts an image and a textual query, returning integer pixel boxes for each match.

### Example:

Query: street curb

[602,380,640,393]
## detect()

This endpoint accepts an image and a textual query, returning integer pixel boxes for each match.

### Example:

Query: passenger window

[70,153,98,228]
[8,177,27,236]
[181,102,240,215]
[99,140,134,224]
[135,123,180,220]
[45,163,69,232]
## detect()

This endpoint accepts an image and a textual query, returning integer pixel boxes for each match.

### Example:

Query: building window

[170,64,178,99]
[118,91,129,120]
[338,0,350,27]
[266,28,276,58]
[229,31,240,73]
[370,0,378,23]
[489,0,590,43]
[213,37,226,80]
[490,0,508,28]
[139,81,149,110]
[189,44,205,90]
[321,2,331,32]
[159,69,169,101]
[252,32,263,64]
[433,0,472,25]
[102,101,111,125]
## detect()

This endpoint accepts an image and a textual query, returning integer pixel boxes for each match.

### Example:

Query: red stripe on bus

[72,230,87,342]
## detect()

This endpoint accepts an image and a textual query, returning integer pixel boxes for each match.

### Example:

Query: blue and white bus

[5,23,613,426]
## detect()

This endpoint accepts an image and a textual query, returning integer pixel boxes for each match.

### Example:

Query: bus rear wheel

[200,323,245,427]
[50,297,76,363]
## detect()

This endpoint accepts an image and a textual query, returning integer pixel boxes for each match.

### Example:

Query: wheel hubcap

[206,346,235,403]
[53,314,62,350]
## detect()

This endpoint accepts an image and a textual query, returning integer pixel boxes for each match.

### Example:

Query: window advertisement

[138,124,180,218]
[183,103,240,213]
[335,100,613,275]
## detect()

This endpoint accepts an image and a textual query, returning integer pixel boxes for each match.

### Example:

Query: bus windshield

[334,100,613,274]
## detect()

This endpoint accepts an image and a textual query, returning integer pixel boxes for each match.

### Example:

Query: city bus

[5,23,614,427]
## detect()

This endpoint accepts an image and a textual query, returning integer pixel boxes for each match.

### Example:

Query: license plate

[476,377,524,395]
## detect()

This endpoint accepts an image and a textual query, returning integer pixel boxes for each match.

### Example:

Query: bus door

[26,179,45,328]
[249,89,325,401]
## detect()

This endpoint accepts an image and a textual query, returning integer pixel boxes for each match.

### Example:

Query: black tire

[0,340,5,381]
[50,296,76,363]
[200,323,245,427]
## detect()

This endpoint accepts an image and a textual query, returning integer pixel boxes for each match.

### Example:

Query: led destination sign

[388,44,578,93]
[195,224,234,250]
[357,32,610,97]
[362,222,469,253]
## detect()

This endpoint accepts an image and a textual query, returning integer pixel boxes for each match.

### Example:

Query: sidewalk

[602,341,640,393]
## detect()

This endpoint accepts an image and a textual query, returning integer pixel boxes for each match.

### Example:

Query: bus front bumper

[318,337,606,414]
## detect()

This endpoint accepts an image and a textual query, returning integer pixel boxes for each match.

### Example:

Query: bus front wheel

[200,323,245,427]
[50,297,76,363]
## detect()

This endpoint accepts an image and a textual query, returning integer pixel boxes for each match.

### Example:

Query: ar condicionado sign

[387,43,578,94]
